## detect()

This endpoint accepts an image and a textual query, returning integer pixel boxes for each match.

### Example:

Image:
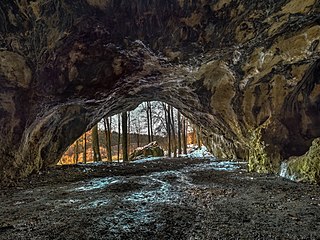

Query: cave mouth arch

[13,77,242,183]
[7,54,318,183]
[39,94,236,169]
[1,41,244,183]
[58,101,208,165]
[13,40,244,179]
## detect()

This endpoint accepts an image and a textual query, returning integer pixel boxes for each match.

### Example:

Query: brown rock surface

[0,0,319,183]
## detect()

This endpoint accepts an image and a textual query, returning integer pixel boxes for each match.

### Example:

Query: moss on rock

[248,119,274,173]
[286,138,320,183]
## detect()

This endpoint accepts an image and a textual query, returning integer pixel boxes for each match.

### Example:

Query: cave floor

[0,158,319,240]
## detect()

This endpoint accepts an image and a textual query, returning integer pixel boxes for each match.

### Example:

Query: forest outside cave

[58,101,208,165]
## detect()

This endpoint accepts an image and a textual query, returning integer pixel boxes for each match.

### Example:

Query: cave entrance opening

[58,101,208,165]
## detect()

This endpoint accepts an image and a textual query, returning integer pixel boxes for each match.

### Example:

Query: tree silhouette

[92,124,102,162]
[122,112,128,162]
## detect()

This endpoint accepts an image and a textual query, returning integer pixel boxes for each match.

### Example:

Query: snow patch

[183,160,243,172]
[187,145,215,159]
[279,161,297,181]
[133,156,164,164]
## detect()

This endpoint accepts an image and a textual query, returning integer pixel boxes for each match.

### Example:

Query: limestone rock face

[0,0,319,183]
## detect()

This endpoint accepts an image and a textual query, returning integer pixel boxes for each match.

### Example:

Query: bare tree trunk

[148,102,154,142]
[192,125,196,145]
[146,102,151,143]
[182,117,187,154]
[92,124,102,162]
[137,134,140,147]
[74,140,79,164]
[83,133,87,163]
[128,112,131,154]
[103,118,108,159]
[107,117,112,161]
[170,107,177,157]
[90,147,93,162]
[117,114,121,162]
[196,126,201,149]
[196,126,201,148]
[103,118,112,162]
[137,117,140,147]
[177,111,182,155]
[167,104,171,157]
[122,112,128,162]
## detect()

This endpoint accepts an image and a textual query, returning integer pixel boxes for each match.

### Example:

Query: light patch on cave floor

[186,160,245,172]
[133,156,165,163]
[124,181,174,204]
[72,177,121,192]
[124,172,187,204]
[15,157,247,213]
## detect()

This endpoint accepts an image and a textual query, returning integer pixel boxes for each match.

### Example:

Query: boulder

[129,142,164,161]
[280,138,320,183]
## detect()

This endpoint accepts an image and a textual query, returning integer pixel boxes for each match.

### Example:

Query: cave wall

[0,0,319,183]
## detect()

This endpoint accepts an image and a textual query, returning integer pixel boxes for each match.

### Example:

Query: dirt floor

[0,157,319,240]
